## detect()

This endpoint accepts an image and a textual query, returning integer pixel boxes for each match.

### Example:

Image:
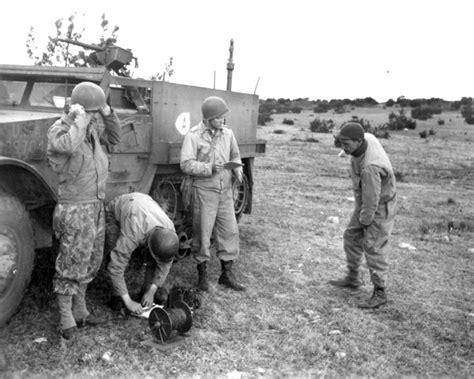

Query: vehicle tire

[0,192,35,326]
[232,174,249,220]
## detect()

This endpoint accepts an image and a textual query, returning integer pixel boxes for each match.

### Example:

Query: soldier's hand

[124,298,144,314]
[141,291,155,309]
[99,104,112,116]
[212,162,223,173]
[70,104,91,129]
[234,169,243,184]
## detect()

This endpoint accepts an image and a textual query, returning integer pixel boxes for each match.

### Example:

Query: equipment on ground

[148,301,193,344]
[167,286,201,311]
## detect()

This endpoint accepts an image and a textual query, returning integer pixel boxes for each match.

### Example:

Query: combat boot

[197,262,209,291]
[358,286,387,309]
[218,260,246,292]
[329,271,362,290]
[61,326,78,340]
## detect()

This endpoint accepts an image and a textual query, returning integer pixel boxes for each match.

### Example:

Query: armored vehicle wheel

[232,174,249,219]
[151,180,178,221]
[0,191,34,326]
[176,226,192,260]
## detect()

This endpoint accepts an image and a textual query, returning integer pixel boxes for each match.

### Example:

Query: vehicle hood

[0,109,61,123]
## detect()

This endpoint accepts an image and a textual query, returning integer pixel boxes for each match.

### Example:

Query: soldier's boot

[218,260,246,292]
[329,270,363,290]
[73,284,105,328]
[58,294,77,340]
[197,262,209,292]
[358,286,387,309]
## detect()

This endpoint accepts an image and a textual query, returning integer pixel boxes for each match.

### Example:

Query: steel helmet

[201,96,230,120]
[148,227,179,262]
[70,82,106,111]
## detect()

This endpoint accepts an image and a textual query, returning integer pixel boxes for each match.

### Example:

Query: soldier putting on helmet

[330,122,397,308]
[47,82,121,339]
[105,192,180,314]
[180,96,246,292]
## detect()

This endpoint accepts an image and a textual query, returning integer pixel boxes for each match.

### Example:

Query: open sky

[2,0,473,102]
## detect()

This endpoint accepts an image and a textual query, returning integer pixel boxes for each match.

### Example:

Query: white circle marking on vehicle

[175,112,191,135]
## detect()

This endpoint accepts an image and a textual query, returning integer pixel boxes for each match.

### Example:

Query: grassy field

[1,105,473,377]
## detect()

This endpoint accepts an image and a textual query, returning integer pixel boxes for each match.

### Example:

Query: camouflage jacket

[47,110,121,203]
[180,121,242,192]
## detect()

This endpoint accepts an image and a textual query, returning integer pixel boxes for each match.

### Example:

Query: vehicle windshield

[0,80,26,106]
[0,79,74,109]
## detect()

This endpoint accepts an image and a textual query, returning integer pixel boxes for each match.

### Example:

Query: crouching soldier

[47,82,121,339]
[105,192,179,314]
[330,122,397,308]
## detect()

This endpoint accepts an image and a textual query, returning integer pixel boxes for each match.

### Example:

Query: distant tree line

[258,96,474,126]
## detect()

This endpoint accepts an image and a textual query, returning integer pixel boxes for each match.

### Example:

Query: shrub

[290,106,303,114]
[282,118,294,125]
[309,118,335,133]
[411,104,442,120]
[437,118,445,125]
[313,102,331,113]
[334,105,346,114]
[387,109,416,130]
[461,104,474,125]
[258,113,273,126]
[386,99,395,107]
[347,116,390,139]
[273,129,285,134]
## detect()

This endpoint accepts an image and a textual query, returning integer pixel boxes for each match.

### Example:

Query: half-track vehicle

[0,51,265,325]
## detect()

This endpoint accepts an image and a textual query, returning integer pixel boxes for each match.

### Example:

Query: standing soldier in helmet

[180,96,246,292]
[105,192,179,314]
[330,122,397,308]
[47,82,121,339]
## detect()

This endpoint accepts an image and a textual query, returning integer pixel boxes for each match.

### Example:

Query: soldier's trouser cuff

[58,294,76,330]
[72,284,89,320]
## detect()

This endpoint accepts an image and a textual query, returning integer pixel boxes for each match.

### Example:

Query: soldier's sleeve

[47,114,87,154]
[228,131,243,177]
[228,131,242,163]
[180,133,213,177]
[359,165,382,226]
[99,110,121,145]
[107,233,140,296]
[151,259,174,288]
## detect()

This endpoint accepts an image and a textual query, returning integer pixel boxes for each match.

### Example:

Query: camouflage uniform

[52,202,105,295]
[180,121,242,263]
[47,108,120,329]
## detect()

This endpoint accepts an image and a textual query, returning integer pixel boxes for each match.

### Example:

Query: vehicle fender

[0,157,57,248]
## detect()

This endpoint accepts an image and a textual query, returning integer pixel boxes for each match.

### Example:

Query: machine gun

[55,38,137,76]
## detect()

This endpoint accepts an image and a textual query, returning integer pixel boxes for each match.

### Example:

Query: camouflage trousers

[53,202,105,295]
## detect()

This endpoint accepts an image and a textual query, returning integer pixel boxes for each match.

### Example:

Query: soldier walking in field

[180,96,246,292]
[105,192,179,314]
[47,82,121,339]
[330,122,397,308]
